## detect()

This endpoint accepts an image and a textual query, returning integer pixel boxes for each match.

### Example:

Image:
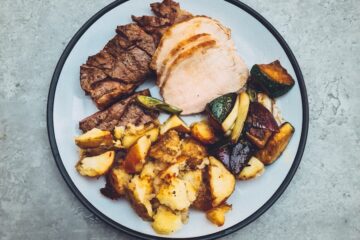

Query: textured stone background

[0,0,359,239]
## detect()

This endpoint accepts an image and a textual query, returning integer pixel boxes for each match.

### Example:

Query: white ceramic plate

[47,0,308,239]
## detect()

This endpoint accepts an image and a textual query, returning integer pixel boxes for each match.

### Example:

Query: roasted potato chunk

[156,178,191,211]
[160,160,186,181]
[238,157,265,180]
[75,128,113,149]
[208,157,235,207]
[127,175,154,220]
[256,122,294,165]
[179,137,207,168]
[76,151,115,177]
[124,136,152,174]
[206,203,232,226]
[122,127,159,149]
[149,130,181,164]
[160,115,190,135]
[181,170,202,203]
[108,166,132,195]
[190,121,216,144]
[151,206,183,235]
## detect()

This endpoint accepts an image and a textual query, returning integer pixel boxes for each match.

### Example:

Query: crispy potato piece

[151,206,183,235]
[149,130,181,164]
[156,178,191,211]
[108,166,132,195]
[160,159,186,181]
[122,127,159,149]
[206,203,232,226]
[181,170,202,203]
[238,157,265,180]
[127,175,154,220]
[114,126,126,140]
[179,137,207,168]
[75,128,113,149]
[256,122,294,165]
[124,136,152,174]
[140,161,157,179]
[190,120,217,144]
[160,115,190,135]
[208,156,235,207]
[76,151,115,177]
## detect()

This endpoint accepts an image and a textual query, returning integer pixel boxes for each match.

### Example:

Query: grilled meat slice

[80,24,155,109]
[80,0,189,110]
[79,90,159,132]
[132,15,171,45]
[132,0,192,45]
[151,0,192,24]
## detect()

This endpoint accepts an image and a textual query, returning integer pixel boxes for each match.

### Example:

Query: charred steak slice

[80,0,190,110]
[79,89,158,132]
[80,24,155,110]
[132,0,192,45]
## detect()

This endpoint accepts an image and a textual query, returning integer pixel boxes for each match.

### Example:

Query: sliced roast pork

[151,16,231,73]
[153,16,248,115]
[161,42,248,115]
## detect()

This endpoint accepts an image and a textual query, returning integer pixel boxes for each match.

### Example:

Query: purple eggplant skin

[230,139,256,175]
[247,102,279,132]
[210,141,231,169]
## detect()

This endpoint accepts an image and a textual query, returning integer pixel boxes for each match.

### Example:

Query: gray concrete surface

[0,0,359,239]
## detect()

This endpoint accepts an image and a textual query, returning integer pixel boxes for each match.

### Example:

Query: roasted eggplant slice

[247,102,279,132]
[250,60,295,98]
[230,139,256,175]
[206,93,239,132]
[256,122,295,165]
[246,128,273,149]
[211,141,231,170]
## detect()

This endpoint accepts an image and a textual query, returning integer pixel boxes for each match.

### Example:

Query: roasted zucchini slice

[136,95,182,114]
[255,122,295,165]
[206,93,239,132]
[231,92,250,143]
[250,60,295,98]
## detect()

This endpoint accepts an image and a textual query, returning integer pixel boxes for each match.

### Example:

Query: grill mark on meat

[160,39,217,93]
[116,23,156,56]
[90,81,140,109]
[79,90,158,132]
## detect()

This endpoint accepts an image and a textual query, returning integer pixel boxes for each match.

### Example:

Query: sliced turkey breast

[157,33,214,87]
[161,43,249,115]
[151,16,231,72]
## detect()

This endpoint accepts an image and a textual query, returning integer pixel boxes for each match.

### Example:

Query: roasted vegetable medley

[74,60,295,234]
